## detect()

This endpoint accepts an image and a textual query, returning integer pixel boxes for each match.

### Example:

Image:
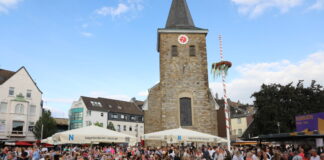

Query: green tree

[107,122,115,131]
[94,122,103,127]
[33,110,58,140]
[251,80,324,135]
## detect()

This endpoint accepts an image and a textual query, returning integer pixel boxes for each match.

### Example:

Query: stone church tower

[144,0,219,139]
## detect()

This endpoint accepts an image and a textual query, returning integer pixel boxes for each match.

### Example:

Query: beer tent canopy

[51,126,136,145]
[143,127,228,144]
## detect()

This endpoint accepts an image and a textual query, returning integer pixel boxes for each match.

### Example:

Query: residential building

[69,96,144,140]
[0,67,43,141]
[216,97,255,141]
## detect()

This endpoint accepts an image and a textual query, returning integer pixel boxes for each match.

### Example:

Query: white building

[69,96,144,141]
[0,67,43,141]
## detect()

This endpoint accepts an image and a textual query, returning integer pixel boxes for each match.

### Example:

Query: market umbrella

[52,126,136,145]
[143,127,228,144]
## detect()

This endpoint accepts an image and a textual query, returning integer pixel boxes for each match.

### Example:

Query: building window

[9,87,14,96]
[238,129,243,136]
[121,115,125,120]
[130,116,136,121]
[12,121,24,134]
[15,104,24,114]
[123,125,126,131]
[29,105,36,115]
[237,118,241,124]
[117,125,121,132]
[112,114,118,119]
[189,45,196,56]
[86,121,92,126]
[70,122,82,129]
[101,113,104,117]
[233,129,236,135]
[90,101,102,107]
[0,102,7,113]
[171,45,178,57]
[87,110,91,116]
[129,126,133,131]
[71,112,83,121]
[26,90,32,98]
[0,120,5,132]
[138,116,143,122]
[180,97,192,126]
[28,122,34,132]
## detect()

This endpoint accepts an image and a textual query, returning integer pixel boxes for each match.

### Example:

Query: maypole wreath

[211,60,232,78]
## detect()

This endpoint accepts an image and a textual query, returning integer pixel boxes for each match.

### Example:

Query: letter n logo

[69,134,74,141]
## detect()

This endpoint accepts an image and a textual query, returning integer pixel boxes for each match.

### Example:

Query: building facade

[0,67,43,141]
[216,98,255,141]
[69,96,144,140]
[144,0,220,143]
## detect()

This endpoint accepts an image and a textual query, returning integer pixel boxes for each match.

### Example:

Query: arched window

[15,104,24,114]
[180,97,192,126]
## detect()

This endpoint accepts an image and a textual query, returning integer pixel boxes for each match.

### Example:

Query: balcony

[7,131,26,137]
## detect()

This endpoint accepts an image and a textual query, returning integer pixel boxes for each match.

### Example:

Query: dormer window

[171,45,178,57]
[189,45,196,57]
[9,87,14,96]
[90,101,102,107]
[117,106,122,110]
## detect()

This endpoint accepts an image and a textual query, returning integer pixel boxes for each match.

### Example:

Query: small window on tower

[171,45,178,57]
[189,45,196,57]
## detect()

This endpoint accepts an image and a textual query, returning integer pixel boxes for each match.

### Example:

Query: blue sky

[1,0,324,117]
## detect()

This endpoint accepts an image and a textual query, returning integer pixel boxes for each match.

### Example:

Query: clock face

[178,35,189,45]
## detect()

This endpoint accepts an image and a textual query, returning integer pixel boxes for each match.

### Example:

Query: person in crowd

[310,149,320,160]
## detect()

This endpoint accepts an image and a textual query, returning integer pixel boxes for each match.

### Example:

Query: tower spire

[165,0,196,29]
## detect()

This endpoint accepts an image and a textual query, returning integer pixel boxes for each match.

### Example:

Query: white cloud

[95,0,144,18]
[307,0,324,10]
[138,90,148,97]
[96,3,129,17]
[231,0,303,18]
[89,91,132,101]
[81,32,94,37]
[43,98,74,104]
[44,106,68,118]
[210,51,324,104]
[0,0,22,13]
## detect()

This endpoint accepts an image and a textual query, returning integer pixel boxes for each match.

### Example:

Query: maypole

[211,35,232,151]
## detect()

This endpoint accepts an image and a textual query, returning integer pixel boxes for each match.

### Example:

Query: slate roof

[0,69,16,85]
[54,118,69,126]
[81,96,144,116]
[216,99,255,118]
[165,0,199,29]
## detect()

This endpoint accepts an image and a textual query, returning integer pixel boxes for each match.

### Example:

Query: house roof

[165,0,199,30]
[216,99,255,118]
[81,96,144,116]
[54,118,69,126]
[0,67,42,94]
[0,69,16,85]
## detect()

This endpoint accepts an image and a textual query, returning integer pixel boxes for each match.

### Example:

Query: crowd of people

[0,144,324,160]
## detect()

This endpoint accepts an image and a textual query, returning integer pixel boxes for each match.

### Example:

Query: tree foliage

[107,122,116,131]
[94,122,103,127]
[251,80,324,135]
[33,110,58,140]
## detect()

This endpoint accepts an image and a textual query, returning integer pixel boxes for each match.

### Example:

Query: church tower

[144,0,219,140]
